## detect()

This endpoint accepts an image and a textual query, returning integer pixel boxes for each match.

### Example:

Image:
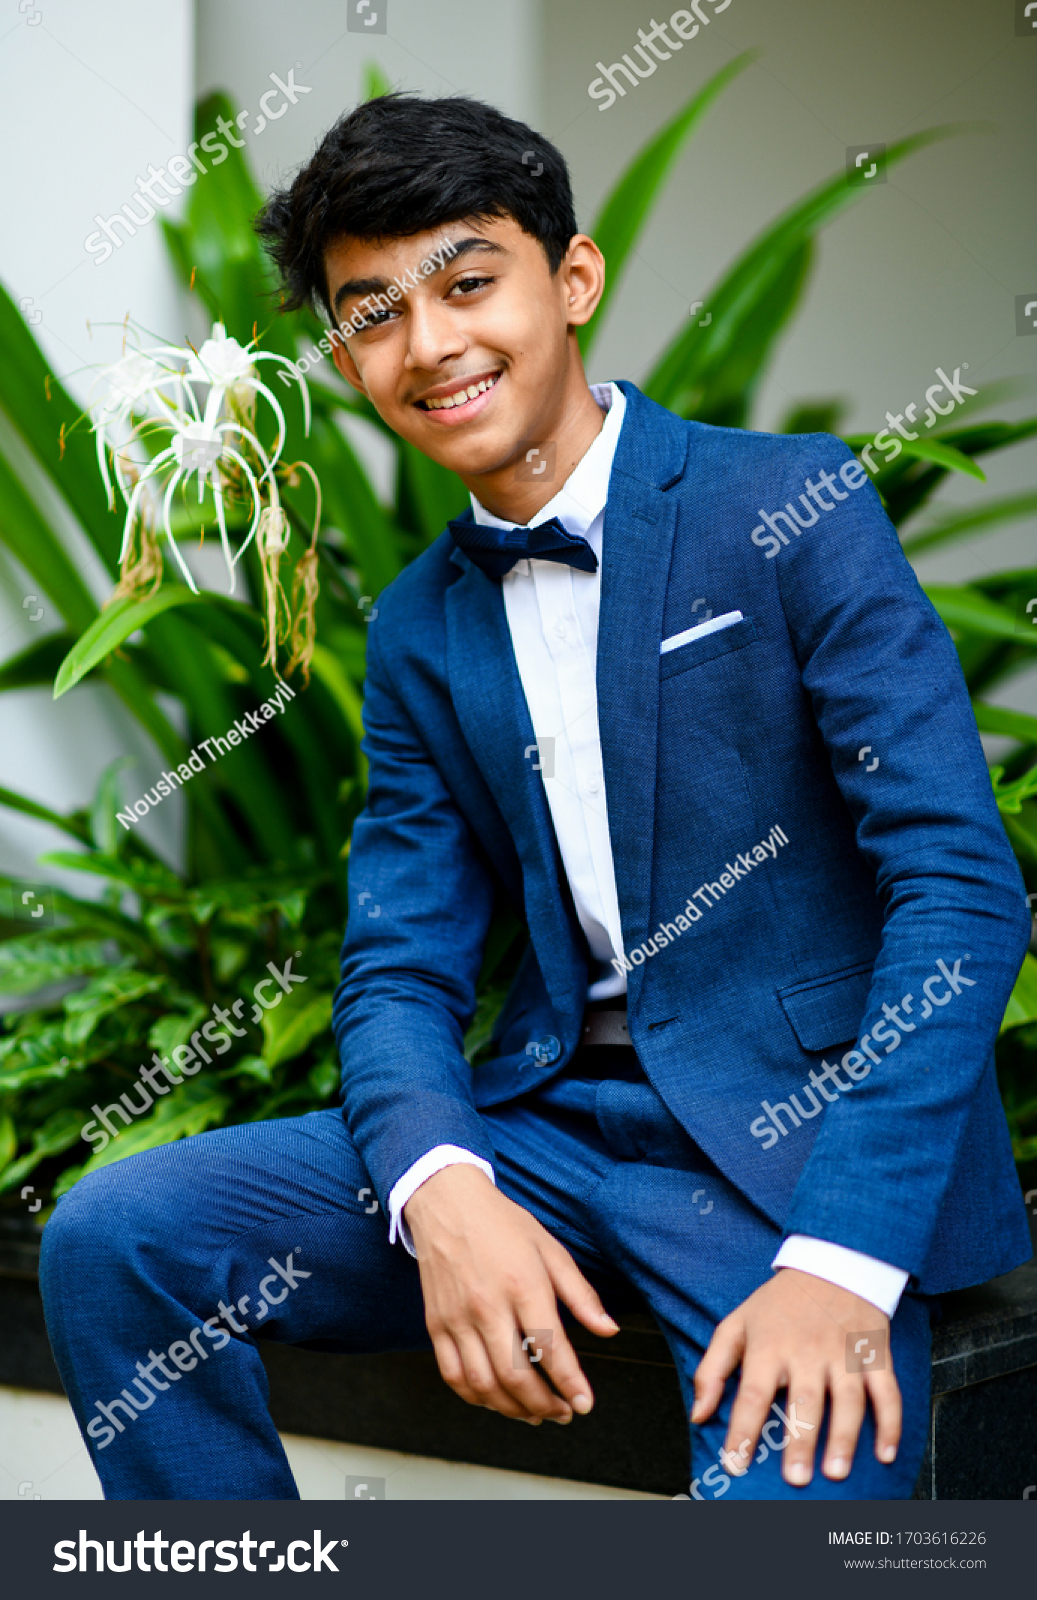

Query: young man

[42,95,1030,1501]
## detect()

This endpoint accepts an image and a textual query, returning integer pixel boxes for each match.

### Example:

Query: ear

[560,234,606,329]
[329,327,366,395]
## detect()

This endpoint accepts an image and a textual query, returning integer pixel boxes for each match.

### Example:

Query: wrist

[403,1161,495,1236]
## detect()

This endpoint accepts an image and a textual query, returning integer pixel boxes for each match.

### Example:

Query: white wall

[0,0,194,880]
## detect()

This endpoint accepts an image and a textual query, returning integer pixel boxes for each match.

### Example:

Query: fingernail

[826,1457,849,1479]
[786,1461,811,1486]
[571,1393,592,1415]
[524,1418,542,1427]
[548,1413,572,1425]
[601,1314,620,1329]
[879,1444,897,1463]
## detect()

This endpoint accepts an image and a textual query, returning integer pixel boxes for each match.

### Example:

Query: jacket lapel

[597,384,689,986]
[445,542,586,1024]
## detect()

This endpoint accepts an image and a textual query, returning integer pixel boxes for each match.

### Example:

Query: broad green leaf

[74,1080,232,1178]
[972,703,1037,745]
[53,587,210,698]
[902,492,1037,558]
[990,763,1037,815]
[0,937,107,997]
[581,53,754,356]
[363,63,393,100]
[90,757,136,856]
[0,1108,85,1194]
[646,125,961,418]
[1000,952,1037,1034]
[261,990,333,1067]
[0,281,122,576]
[925,585,1027,643]
[845,435,986,483]
[0,631,76,692]
[0,784,90,842]
[0,448,99,633]
[63,968,166,1043]
[0,1113,16,1170]
[148,1007,206,1059]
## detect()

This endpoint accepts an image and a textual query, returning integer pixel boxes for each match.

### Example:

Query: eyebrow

[330,236,508,316]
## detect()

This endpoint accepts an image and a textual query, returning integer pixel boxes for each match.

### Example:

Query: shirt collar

[469,381,626,551]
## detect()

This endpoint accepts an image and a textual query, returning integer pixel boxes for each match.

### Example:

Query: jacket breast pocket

[660,616,757,680]
[777,961,874,1053]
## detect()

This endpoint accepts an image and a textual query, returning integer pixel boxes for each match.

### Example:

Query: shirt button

[527,1035,561,1065]
[585,773,602,795]
[553,618,567,640]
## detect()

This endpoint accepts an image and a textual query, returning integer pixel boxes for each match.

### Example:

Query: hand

[404,1163,619,1423]
[691,1268,900,1486]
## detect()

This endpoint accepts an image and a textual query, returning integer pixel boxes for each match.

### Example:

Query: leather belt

[580,1009,632,1048]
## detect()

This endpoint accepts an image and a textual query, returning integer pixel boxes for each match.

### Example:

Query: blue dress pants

[40,1073,932,1500]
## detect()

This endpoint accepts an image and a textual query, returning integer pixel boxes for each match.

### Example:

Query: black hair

[256,93,578,320]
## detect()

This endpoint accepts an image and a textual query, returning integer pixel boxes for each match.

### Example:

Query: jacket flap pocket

[660,616,757,679]
[778,962,873,1053]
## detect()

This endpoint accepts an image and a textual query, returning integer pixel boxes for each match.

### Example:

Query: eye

[449,275,494,297]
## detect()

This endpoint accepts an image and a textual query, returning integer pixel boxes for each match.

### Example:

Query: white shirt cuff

[772,1235,909,1319]
[387,1145,496,1258]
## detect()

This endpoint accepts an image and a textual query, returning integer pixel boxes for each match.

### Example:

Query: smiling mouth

[416,371,502,412]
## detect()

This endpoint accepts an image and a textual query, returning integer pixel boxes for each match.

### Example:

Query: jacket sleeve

[332,617,498,1206]
[772,435,1030,1276]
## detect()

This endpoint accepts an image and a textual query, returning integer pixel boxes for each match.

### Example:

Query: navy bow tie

[447,514,598,580]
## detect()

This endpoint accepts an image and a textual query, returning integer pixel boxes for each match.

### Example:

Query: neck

[461,359,607,525]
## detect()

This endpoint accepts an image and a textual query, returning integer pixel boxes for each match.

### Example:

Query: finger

[822,1373,866,1480]
[867,1365,902,1466]
[454,1329,545,1423]
[691,1313,746,1424]
[489,1314,576,1421]
[542,1238,620,1342]
[780,1380,823,1488]
[513,1308,587,1418]
[721,1364,781,1476]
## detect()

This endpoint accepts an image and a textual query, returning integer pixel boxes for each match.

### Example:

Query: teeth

[424,373,499,411]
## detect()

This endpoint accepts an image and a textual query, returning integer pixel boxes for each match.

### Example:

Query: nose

[404,294,467,374]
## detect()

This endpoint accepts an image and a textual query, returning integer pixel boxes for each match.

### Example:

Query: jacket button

[528,1035,561,1065]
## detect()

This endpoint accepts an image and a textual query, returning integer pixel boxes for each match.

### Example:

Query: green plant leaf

[53,588,211,698]
[972,703,1037,745]
[0,1108,85,1194]
[646,125,962,420]
[580,53,754,356]
[0,631,77,692]
[63,967,166,1043]
[74,1080,232,1178]
[260,990,333,1068]
[0,937,107,998]
[1000,952,1037,1034]
[924,585,1028,644]
[901,492,1037,558]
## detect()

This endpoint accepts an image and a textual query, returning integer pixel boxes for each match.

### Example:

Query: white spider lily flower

[92,348,189,511]
[184,321,309,471]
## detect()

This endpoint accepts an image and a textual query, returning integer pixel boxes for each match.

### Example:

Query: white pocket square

[660,610,743,655]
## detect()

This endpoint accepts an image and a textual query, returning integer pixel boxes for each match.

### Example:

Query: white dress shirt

[386,382,908,1318]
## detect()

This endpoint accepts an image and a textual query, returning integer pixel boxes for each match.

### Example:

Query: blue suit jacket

[332,382,1032,1295]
